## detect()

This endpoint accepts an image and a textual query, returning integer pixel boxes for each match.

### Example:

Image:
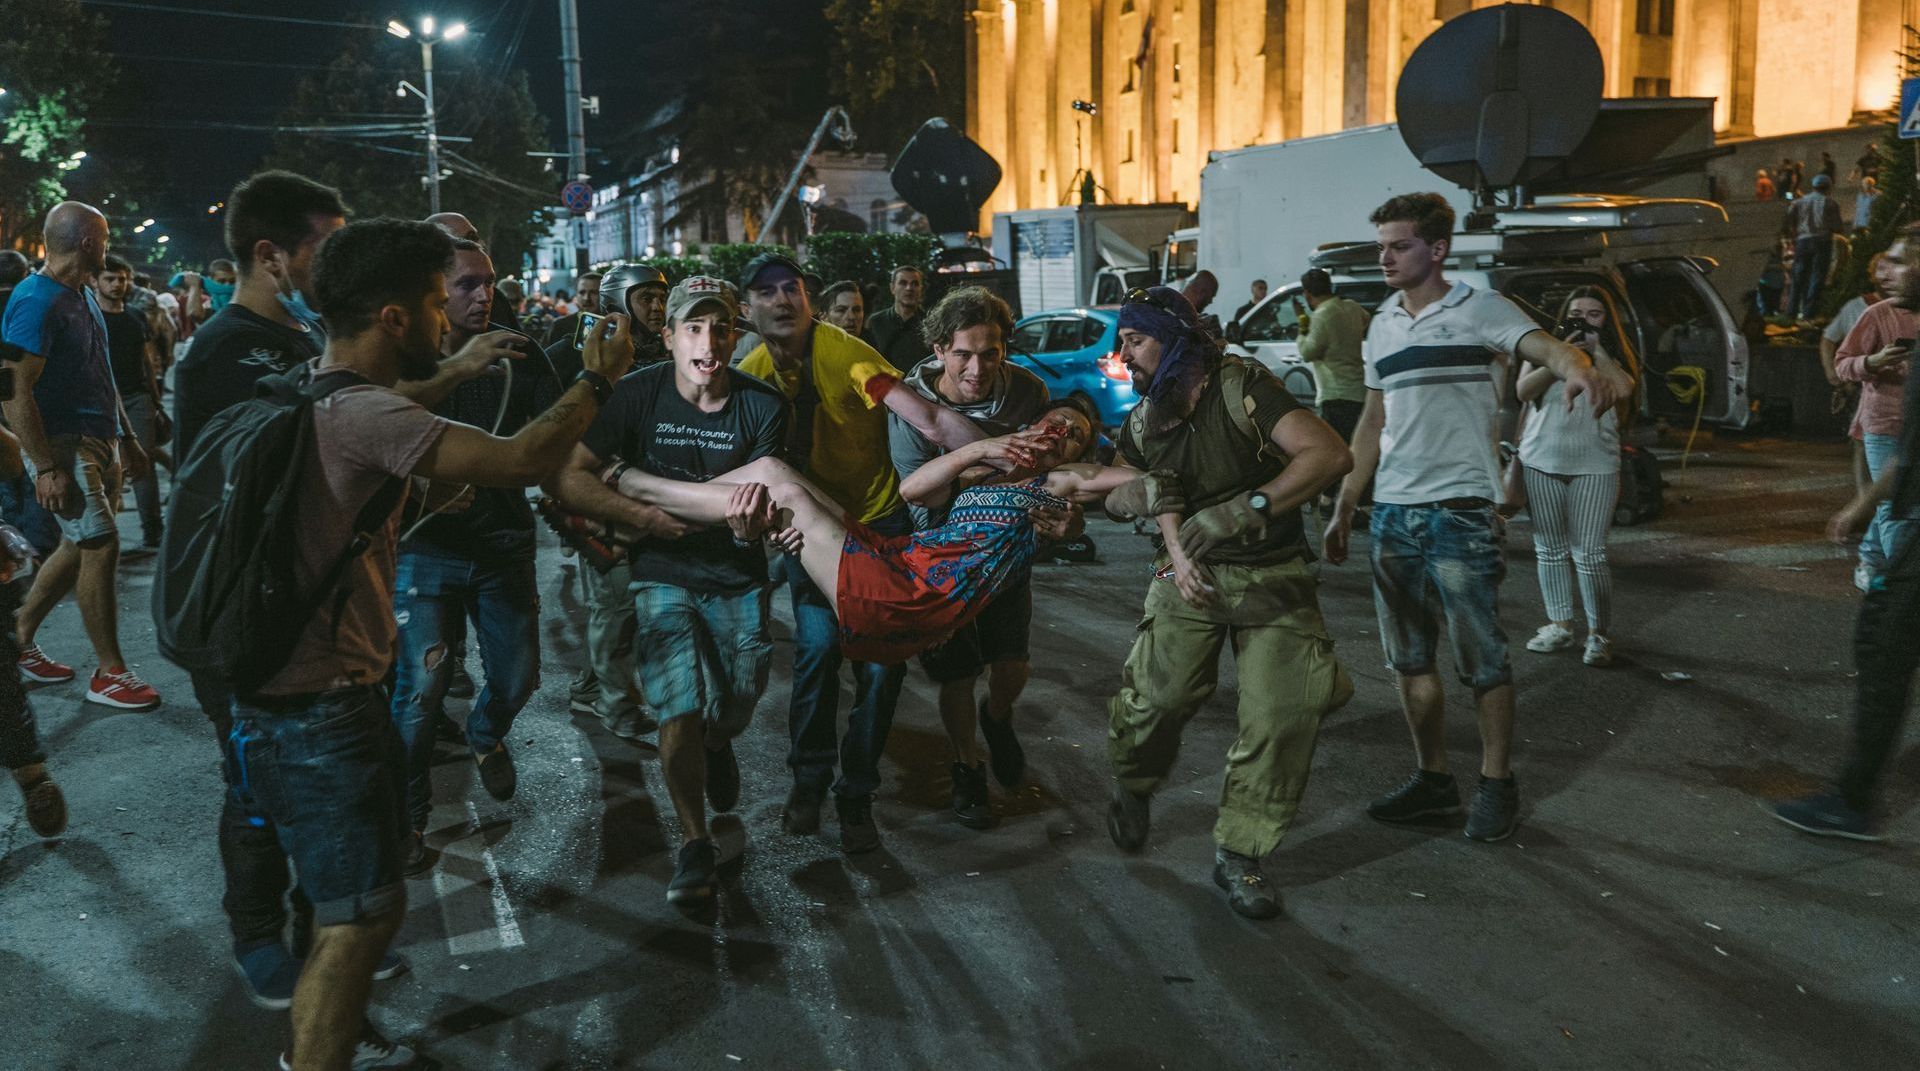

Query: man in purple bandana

[1097,286,1357,921]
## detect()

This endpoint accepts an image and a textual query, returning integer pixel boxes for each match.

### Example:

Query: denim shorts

[22,434,121,544]
[229,685,409,926]
[1368,503,1511,693]
[917,571,1033,683]
[630,582,772,736]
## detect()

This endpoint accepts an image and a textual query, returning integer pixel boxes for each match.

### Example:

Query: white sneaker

[279,1021,417,1069]
[1525,623,1577,653]
[1583,634,1614,667]
[1854,562,1876,593]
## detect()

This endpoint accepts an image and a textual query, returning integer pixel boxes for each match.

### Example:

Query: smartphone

[572,311,603,351]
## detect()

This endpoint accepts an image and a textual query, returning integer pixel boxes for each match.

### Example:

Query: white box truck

[989,203,1194,316]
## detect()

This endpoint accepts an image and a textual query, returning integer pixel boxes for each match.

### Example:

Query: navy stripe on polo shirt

[1362,281,1542,504]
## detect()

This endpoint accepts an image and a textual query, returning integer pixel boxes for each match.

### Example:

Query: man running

[548,275,787,907]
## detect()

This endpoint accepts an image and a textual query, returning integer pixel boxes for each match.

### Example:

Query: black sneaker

[782,785,824,835]
[1366,770,1462,824]
[475,743,517,801]
[705,742,740,813]
[1212,849,1281,920]
[446,660,476,700]
[402,831,434,877]
[1464,775,1520,842]
[1772,791,1882,841]
[233,938,299,1010]
[978,700,1025,787]
[1106,782,1150,852]
[950,761,996,829]
[667,838,718,908]
[836,793,881,854]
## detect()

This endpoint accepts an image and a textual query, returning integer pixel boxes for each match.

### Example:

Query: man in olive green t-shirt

[1296,268,1369,443]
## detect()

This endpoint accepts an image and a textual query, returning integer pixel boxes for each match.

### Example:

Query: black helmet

[601,263,670,320]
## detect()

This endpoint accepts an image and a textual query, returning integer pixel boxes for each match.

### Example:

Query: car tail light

[1098,350,1129,381]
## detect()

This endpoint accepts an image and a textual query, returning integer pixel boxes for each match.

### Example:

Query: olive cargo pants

[1108,557,1354,857]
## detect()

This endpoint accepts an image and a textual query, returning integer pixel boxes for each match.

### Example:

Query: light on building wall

[537,268,551,283]
[645,245,656,257]
[670,240,684,255]
[798,184,825,205]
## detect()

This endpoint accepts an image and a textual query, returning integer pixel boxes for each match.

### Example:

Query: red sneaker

[17,645,75,684]
[86,667,162,711]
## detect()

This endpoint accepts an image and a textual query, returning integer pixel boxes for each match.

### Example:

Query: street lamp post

[387,17,466,215]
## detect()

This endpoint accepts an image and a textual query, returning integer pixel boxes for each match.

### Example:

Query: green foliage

[0,0,111,246]
[704,242,794,287]
[263,35,554,266]
[824,0,968,156]
[634,256,706,284]
[805,231,934,292]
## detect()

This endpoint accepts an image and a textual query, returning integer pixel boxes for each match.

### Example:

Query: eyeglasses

[1122,286,1175,312]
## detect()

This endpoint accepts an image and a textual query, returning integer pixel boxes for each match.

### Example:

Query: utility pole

[558,0,589,276]
[421,37,442,215]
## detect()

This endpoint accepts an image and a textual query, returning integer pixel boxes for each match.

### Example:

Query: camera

[1070,99,1098,116]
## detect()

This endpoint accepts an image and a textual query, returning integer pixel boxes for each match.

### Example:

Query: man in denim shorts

[548,275,787,911]
[1323,193,1623,842]
[220,218,635,1069]
[0,201,160,712]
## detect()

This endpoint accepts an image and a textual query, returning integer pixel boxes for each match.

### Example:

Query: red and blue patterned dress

[835,477,1068,662]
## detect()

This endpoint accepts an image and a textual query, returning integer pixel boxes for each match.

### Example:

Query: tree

[0,0,113,247]
[1828,35,1920,314]
[263,33,554,267]
[824,0,968,157]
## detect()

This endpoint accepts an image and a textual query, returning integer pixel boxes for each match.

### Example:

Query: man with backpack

[1099,286,1357,921]
[159,217,635,1071]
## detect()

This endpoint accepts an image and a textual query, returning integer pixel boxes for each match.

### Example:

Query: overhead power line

[104,51,345,72]
[77,0,381,30]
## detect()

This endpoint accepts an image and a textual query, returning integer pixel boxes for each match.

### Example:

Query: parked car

[1007,306,1139,429]
[1225,231,1753,432]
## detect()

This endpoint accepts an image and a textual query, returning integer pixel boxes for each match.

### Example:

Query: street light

[385,16,469,215]
[133,225,145,233]
[155,235,169,244]
[140,218,155,227]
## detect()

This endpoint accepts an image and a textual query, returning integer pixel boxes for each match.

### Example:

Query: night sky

[84,0,652,264]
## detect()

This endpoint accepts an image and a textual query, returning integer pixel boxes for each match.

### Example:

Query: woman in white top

[1518,289,1638,666]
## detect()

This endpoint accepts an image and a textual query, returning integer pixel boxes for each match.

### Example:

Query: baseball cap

[736,250,805,294]
[666,274,739,324]
[1811,173,1833,191]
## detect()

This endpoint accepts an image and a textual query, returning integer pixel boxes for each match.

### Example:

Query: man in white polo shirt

[1323,192,1622,842]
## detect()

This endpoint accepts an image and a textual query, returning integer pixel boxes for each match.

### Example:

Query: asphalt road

[3,435,1915,1070]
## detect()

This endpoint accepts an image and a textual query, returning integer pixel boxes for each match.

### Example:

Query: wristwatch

[575,369,615,404]
[1247,491,1272,517]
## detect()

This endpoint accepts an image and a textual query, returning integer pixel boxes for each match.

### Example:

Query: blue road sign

[561,179,593,215]
[1901,78,1920,139]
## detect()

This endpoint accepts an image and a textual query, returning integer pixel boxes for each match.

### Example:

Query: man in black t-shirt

[548,275,787,911]
[93,255,165,546]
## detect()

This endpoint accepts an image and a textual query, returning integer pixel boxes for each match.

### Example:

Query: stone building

[966,0,1910,220]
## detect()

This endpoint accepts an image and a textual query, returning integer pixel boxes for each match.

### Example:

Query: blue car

[1007,306,1139,429]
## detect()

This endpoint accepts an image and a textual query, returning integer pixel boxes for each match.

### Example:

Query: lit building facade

[966,0,1910,219]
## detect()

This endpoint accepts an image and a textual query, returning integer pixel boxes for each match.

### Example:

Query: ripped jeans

[390,546,541,831]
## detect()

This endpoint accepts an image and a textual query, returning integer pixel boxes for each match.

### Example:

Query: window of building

[1634,0,1674,35]
[1172,119,1180,154]
[1172,43,1181,84]
[1120,0,1135,13]
[1124,129,1135,163]
[1632,77,1671,98]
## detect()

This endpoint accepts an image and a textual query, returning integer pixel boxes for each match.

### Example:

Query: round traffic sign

[561,180,593,215]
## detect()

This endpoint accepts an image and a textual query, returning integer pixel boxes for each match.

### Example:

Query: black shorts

[917,573,1034,683]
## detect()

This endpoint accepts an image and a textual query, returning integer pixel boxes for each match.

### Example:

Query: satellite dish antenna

[890,118,1004,236]
[1395,4,1603,217]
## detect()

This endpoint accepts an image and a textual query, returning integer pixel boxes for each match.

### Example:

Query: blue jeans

[229,685,408,927]
[391,546,541,830]
[1369,503,1512,693]
[0,474,60,558]
[194,669,311,946]
[1791,235,1831,319]
[1860,433,1917,574]
[785,508,911,800]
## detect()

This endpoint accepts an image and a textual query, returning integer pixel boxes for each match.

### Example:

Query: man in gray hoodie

[887,285,1060,829]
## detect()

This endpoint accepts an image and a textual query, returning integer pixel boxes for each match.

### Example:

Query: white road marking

[434,800,526,955]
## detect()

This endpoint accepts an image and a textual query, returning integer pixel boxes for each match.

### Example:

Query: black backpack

[152,367,404,694]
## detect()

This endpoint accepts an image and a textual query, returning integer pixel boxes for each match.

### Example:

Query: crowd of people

[0,165,1914,1070]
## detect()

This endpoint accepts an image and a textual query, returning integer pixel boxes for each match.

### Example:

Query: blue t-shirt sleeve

[1,282,54,358]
